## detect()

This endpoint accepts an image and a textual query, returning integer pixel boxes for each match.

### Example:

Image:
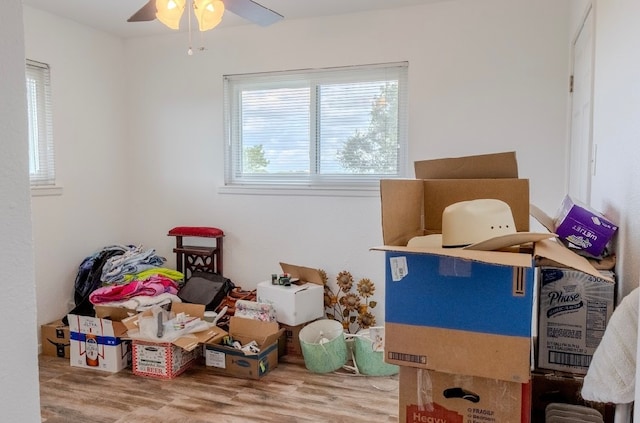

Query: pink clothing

[90,275,179,304]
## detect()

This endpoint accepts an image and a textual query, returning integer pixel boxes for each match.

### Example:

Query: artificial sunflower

[339,292,361,312]
[336,271,354,293]
[357,311,377,329]
[356,278,375,298]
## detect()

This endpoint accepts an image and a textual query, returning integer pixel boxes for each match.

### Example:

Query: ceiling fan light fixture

[156,0,187,30]
[194,0,225,31]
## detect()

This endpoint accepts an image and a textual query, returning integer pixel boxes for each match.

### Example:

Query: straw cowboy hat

[408,198,555,251]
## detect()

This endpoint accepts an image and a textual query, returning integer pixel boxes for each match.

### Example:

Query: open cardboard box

[279,262,325,285]
[374,152,612,383]
[68,306,134,373]
[123,303,224,351]
[123,303,226,379]
[204,316,284,379]
[257,262,325,326]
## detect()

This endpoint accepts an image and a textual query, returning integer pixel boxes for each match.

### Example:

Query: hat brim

[407,232,556,251]
[407,234,443,248]
[463,232,556,251]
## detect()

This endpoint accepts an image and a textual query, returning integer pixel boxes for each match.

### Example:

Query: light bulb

[168,0,177,9]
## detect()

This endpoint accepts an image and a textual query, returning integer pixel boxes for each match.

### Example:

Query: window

[26,60,55,188]
[224,62,408,192]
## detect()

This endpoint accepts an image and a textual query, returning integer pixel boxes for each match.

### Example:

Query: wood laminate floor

[39,354,399,423]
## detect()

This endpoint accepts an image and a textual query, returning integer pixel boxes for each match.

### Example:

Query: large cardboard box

[537,267,615,375]
[375,152,612,383]
[399,366,531,423]
[41,319,70,358]
[204,316,284,379]
[68,307,132,373]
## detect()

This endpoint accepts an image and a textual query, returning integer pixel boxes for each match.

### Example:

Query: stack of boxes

[256,262,325,357]
[532,198,617,421]
[375,152,614,422]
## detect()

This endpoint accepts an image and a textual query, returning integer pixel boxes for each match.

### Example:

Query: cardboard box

[204,316,284,379]
[123,303,222,351]
[375,153,612,383]
[399,366,531,423]
[531,372,614,423]
[132,339,201,379]
[554,195,618,257]
[537,267,615,375]
[123,302,226,378]
[68,307,132,373]
[41,319,70,358]
[257,281,324,326]
[279,322,309,357]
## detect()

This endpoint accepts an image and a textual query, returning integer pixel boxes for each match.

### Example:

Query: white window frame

[26,59,60,196]
[222,62,409,196]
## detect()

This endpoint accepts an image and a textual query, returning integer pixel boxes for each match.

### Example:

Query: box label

[538,267,614,374]
[406,404,463,423]
[390,256,408,281]
[205,350,226,368]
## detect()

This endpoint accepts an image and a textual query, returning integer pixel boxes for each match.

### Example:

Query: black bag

[177,271,235,311]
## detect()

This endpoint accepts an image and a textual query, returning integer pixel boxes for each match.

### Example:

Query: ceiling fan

[128,0,284,31]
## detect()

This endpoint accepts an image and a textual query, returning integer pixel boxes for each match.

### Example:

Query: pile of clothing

[65,245,184,322]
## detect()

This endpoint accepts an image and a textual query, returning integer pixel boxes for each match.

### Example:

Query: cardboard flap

[534,239,614,282]
[414,151,518,179]
[279,262,324,285]
[371,245,533,268]
[423,179,530,233]
[94,305,138,322]
[174,327,225,351]
[229,316,283,348]
[171,302,205,319]
[380,179,424,246]
[530,203,555,233]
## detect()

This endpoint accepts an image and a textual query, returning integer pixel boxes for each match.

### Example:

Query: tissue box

[554,195,618,257]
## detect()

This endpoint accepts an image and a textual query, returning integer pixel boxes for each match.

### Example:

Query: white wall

[122,0,572,327]
[0,2,41,421]
[23,0,573,332]
[590,0,640,300]
[23,7,129,325]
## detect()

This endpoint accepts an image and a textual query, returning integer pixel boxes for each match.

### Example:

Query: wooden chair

[167,226,224,279]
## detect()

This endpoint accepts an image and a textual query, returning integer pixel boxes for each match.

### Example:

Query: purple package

[554,195,618,257]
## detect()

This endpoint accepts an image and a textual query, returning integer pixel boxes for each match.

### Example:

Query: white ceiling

[22,0,445,39]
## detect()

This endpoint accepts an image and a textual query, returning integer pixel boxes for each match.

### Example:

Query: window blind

[26,59,55,187]
[224,62,408,190]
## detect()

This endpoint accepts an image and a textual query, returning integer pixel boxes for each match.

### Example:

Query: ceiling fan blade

[127,0,157,22]
[224,0,283,26]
